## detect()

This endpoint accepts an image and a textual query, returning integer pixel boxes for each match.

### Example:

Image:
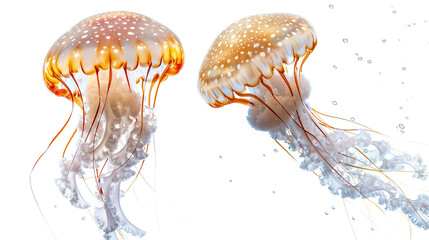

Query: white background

[1,0,429,239]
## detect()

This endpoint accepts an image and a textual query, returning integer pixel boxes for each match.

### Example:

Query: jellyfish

[198,13,429,229]
[34,11,184,239]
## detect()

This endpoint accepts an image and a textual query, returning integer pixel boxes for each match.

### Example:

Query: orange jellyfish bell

[38,11,184,239]
[43,11,184,106]
[199,13,429,230]
[199,13,316,131]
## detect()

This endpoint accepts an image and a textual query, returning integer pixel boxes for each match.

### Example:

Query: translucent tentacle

[56,158,90,209]
[111,176,147,237]
[79,108,122,165]
[96,167,146,238]
[94,205,118,234]
[272,105,429,229]
[103,232,119,240]
[374,140,427,179]
[92,107,156,238]
[56,69,158,238]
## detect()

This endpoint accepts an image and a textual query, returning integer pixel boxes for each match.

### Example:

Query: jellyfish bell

[44,11,183,105]
[198,13,314,133]
[37,11,184,239]
[198,13,429,230]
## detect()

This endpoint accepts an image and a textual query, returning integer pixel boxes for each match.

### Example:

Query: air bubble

[219,155,223,159]
[399,124,405,129]
[382,39,386,43]
[329,4,334,9]
[274,149,278,153]
[333,65,337,69]
[82,217,86,220]
[352,217,355,220]
[350,117,355,121]
[367,60,372,64]
[325,212,329,215]
[332,101,338,105]
[358,57,363,61]
[342,38,348,43]
[402,67,406,71]
[272,190,276,194]
[363,148,368,153]
[332,206,335,210]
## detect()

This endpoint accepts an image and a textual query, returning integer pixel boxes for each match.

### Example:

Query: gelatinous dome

[198,13,316,107]
[43,11,184,98]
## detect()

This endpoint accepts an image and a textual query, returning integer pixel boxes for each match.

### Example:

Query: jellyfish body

[41,11,183,239]
[198,13,429,229]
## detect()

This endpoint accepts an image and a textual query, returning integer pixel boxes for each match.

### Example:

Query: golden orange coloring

[43,11,184,104]
[198,13,316,107]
